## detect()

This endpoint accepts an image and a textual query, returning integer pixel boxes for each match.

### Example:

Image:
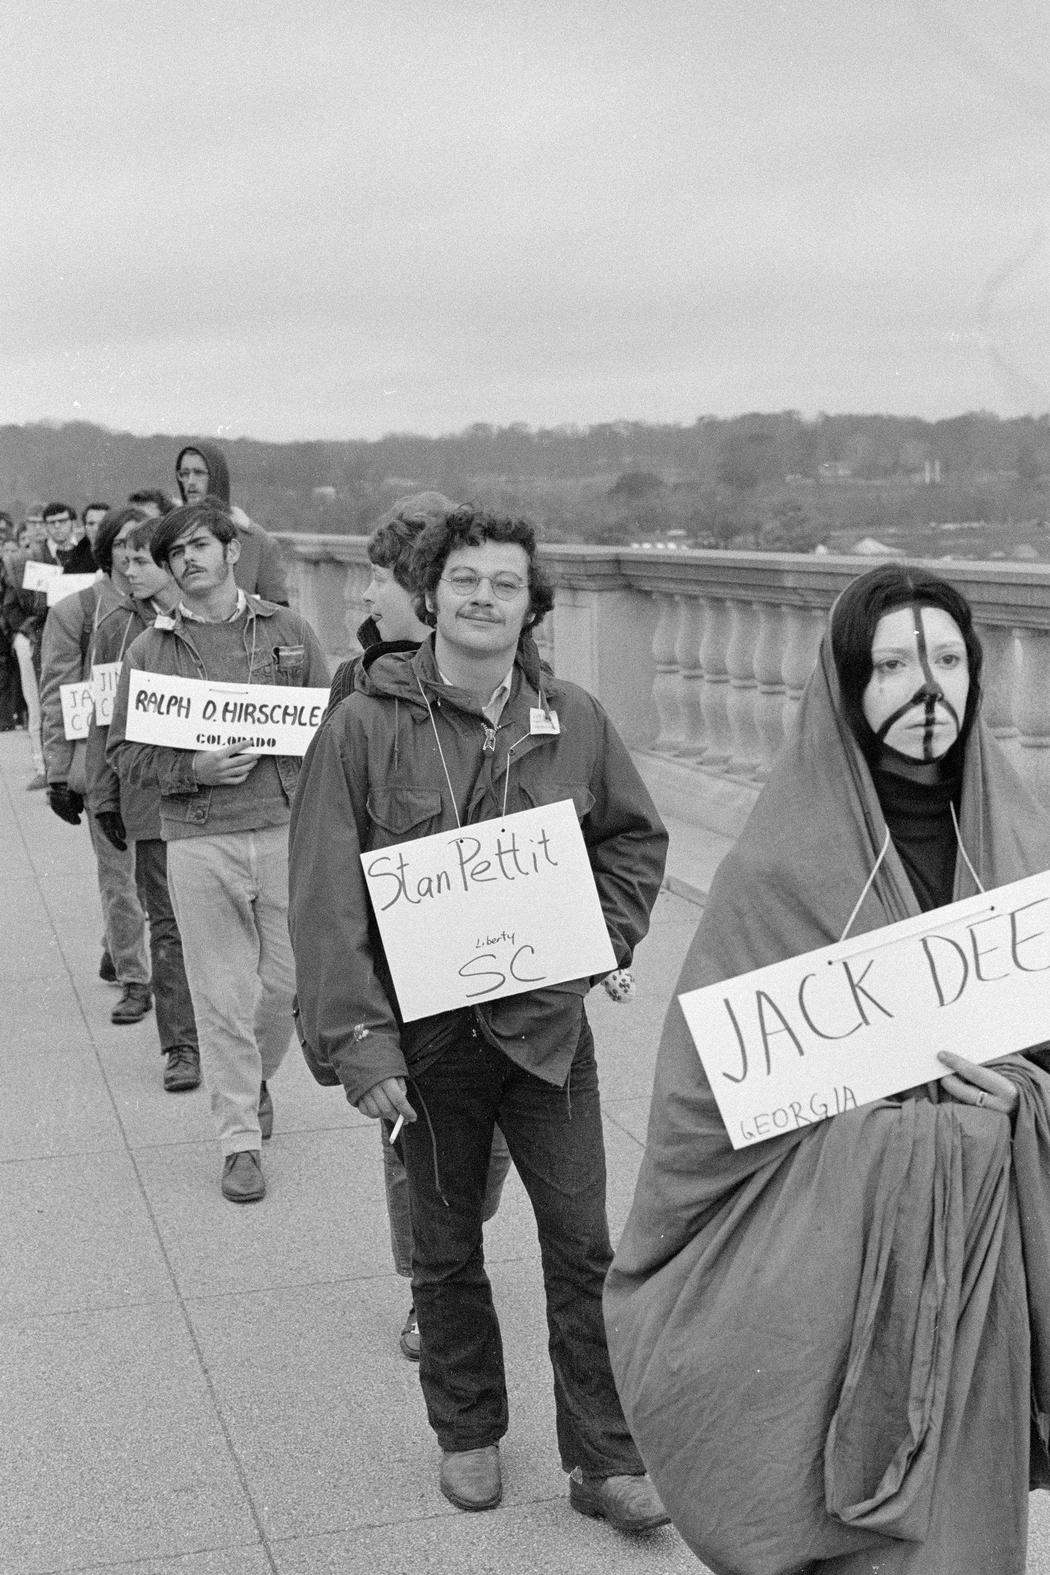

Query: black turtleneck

[870,747,962,912]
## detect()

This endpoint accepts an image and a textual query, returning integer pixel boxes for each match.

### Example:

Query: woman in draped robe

[605,564,1050,1575]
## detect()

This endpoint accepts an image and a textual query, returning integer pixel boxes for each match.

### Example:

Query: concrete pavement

[0,731,701,1575]
[4,726,1049,1574]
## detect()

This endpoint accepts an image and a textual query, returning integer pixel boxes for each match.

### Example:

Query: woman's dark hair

[409,504,554,632]
[830,563,983,758]
[93,504,150,574]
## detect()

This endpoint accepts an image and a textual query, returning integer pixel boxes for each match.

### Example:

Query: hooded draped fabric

[605,627,1050,1575]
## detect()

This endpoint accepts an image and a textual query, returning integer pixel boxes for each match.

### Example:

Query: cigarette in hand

[389,1114,405,1143]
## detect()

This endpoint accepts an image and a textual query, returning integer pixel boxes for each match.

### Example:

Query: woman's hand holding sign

[193,744,260,785]
[937,1050,1019,1117]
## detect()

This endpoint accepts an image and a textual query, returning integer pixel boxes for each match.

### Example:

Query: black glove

[95,810,128,851]
[47,782,84,826]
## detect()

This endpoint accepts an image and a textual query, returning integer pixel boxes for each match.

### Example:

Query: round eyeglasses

[440,569,526,600]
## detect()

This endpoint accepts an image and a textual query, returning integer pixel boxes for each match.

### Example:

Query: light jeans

[87,813,150,986]
[12,632,43,771]
[167,824,294,1155]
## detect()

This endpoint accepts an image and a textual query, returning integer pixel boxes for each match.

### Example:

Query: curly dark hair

[409,505,554,632]
[830,563,983,758]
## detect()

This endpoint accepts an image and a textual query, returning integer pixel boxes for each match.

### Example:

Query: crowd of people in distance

[8,445,1050,1568]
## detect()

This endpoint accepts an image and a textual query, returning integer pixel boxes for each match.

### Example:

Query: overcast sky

[4,0,1049,441]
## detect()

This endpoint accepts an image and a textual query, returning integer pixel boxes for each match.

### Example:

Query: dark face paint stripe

[873,603,960,759]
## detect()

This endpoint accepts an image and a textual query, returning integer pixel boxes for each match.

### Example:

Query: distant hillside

[2,413,1048,558]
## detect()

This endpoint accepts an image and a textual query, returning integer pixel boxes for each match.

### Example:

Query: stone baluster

[674,596,706,757]
[724,599,762,776]
[976,623,1017,740]
[752,602,787,777]
[651,593,684,754]
[697,597,731,770]
[781,606,825,735]
[1013,627,1050,805]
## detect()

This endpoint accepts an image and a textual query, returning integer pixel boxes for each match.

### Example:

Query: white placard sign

[22,560,62,592]
[91,662,121,724]
[123,671,328,755]
[60,681,94,740]
[361,800,617,1022]
[680,870,1050,1150]
[46,573,100,605]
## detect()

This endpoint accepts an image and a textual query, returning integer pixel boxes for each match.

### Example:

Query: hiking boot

[111,983,153,1025]
[258,1080,273,1140]
[221,1151,265,1204]
[399,1304,420,1361]
[440,1446,501,1512]
[568,1469,671,1533]
[99,950,117,983]
[163,1046,201,1092]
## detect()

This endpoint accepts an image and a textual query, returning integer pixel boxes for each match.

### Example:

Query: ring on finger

[975,1091,987,1108]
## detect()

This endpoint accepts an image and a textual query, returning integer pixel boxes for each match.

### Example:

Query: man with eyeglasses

[174,440,288,604]
[289,505,670,1532]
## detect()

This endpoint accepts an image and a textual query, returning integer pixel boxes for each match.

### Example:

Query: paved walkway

[4,728,1049,1575]
[1,732,702,1575]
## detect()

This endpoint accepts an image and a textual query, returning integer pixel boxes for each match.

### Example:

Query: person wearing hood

[174,439,288,604]
[605,563,1050,1575]
[288,505,669,1531]
[39,505,152,1021]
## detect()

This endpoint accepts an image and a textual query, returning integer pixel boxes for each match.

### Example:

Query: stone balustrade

[276,533,1050,860]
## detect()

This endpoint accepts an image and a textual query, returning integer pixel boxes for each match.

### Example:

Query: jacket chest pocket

[366,787,444,848]
[250,652,305,686]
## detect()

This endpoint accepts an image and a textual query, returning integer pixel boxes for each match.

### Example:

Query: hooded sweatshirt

[175,439,289,604]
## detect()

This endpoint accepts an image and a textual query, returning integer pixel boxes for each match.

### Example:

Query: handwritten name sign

[91,662,121,725]
[124,671,329,756]
[361,799,616,1022]
[22,560,62,592]
[679,870,1050,1149]
[46,573,100,606]
[60,681,94,741]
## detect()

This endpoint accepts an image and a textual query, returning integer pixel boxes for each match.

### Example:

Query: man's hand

[937,1050,1019,1117]
[356,1076,416,1124]
[96,810,128,851]
[192,745,260,786]
[47,782,84,826]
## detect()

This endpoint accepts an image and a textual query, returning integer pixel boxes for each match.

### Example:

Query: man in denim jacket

[108,500,329,1202]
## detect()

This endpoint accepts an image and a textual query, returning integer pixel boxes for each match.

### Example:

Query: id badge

[530,707,560,735]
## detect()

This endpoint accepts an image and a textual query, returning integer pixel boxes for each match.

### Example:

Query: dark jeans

[135,838,198,1053]
[400,1011,643,1477]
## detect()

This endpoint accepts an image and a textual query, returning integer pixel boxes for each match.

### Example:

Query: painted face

[176,451,211,502]
[430,540,531,667]
[862,603,969,761]
[166,526,238,595]
[123,547,173,601]
[363,563,424,643]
